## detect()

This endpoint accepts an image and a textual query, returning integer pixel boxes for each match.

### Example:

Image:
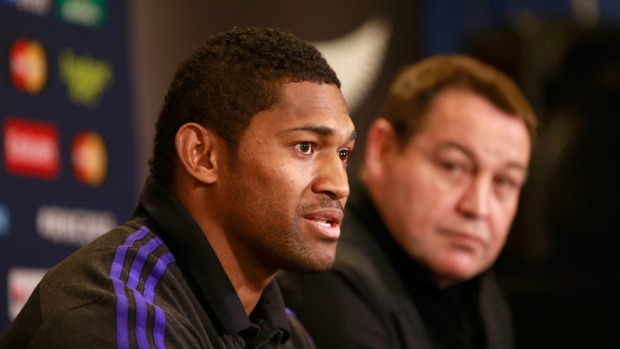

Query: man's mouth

[306,216,340,228]
[304,209,343,239]
[439,228,488,249]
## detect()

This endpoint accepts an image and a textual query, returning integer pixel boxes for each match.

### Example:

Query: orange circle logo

[9,38,48,94]
[71,131,108,187]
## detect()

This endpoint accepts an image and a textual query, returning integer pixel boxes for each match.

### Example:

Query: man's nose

[312,152,350,200]
[457,176,491,219]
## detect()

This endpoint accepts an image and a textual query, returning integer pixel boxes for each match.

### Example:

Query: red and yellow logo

[9,38,48,94]
[3,117,60,180]
[71,131,108,187]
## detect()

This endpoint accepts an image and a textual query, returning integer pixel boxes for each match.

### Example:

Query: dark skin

[172,82,356,314]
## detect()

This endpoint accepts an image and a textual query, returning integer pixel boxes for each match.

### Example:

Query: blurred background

[1,0,618,347]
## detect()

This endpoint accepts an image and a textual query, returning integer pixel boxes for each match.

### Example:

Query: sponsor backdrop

[2,0,619,344]
[0,0,134,330]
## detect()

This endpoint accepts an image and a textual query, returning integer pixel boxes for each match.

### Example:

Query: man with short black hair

[1,26,356,348]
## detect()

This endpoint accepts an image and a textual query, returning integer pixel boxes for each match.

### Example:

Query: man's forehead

[259,82,353,131]
[278,124,357,140]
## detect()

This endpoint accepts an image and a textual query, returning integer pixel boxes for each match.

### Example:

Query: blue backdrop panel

[0,1,134,331]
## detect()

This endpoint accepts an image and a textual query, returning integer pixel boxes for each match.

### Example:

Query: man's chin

[282,254,336,273]
[432,261,482,287]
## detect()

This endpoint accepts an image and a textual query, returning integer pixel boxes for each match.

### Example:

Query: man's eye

[296,142,314,155]
[338,149,350,161]
[442,162,465,174]
[494,176,520,190]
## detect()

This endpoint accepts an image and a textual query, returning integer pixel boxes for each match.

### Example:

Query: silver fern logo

[313,16,393,114]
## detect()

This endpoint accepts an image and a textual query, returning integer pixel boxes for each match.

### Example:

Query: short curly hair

[149,26,340,187]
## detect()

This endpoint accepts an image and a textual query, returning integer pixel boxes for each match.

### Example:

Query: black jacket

[0,177,315,349]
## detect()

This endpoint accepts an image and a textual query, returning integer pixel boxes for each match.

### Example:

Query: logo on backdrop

[71,131,108,187]
[3,117,60,180]
[0,0,51,16]
[58,48,113,108]
[312,15,392,114]
[56,0,107,30]
[0,203,10,237]
[7,268,48,320]
[36,205,117,246]
[9,38,48,94]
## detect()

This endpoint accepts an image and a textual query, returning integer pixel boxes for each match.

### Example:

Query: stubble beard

[224,155,339,272]
[255,215,338,273]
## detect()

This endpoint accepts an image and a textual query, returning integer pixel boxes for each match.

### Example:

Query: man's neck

[173,180,276,316]
[202,227,276,315]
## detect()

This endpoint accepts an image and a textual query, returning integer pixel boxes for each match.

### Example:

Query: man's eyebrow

[439,141,474,159]
[440,141,528,172]
[278,125,357,140]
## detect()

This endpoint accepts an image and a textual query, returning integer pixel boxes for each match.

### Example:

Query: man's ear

[175,122,224,184]
[363,118,398,183]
